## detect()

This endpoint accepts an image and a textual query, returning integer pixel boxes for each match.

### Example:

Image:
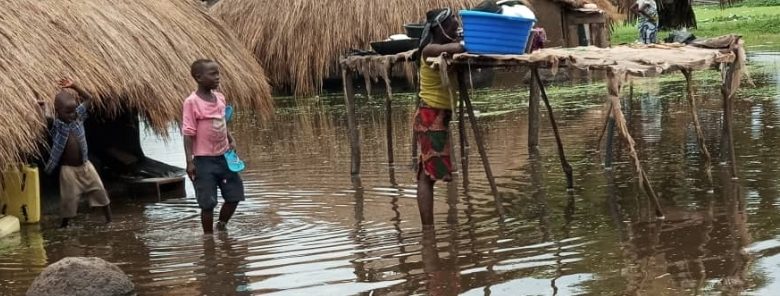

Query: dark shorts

[194,155,245,210]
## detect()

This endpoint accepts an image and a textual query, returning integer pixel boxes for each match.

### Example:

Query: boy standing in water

[42,78,112,228]
[182,59,244,234]
[415,8,464,228]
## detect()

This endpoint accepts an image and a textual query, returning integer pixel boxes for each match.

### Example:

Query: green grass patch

[612,4,780,51]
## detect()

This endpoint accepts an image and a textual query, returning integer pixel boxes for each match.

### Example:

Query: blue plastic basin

[459,10,535,55]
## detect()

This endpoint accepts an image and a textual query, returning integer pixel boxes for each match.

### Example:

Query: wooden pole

[383,67,395,166]
[458,84,469,188]
[412,64,421,171]
[532,68,574,189]
[342,69,361,177]
[528,67,541,155]
[606,69,664,218]
[721,62,739,179]
[605,118,615,169]
[681,69,712,162]
[457,69,502,215]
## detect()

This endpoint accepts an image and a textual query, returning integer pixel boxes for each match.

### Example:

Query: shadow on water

[0,54,780,295]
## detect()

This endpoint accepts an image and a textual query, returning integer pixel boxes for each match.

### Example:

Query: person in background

[40,78,112,228]
[182,59,244,234]
[414,8,464,228]
[631,0,659,44]
[530,25,547,52]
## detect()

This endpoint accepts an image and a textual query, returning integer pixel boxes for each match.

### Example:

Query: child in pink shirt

[182,59,244,234]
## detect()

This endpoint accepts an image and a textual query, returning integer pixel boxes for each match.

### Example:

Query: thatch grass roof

[211,0,492,96]
[211,0,622,96]
[0,0,273,167]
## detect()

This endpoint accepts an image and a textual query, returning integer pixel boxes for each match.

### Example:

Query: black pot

[370,38,419,55]
[404,23,425,39]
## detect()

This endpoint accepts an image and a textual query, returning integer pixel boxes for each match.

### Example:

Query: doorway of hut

[32,109,185,216]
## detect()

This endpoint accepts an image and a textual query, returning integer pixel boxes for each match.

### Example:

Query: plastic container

[459,10,535,54]
[0,165,41,224]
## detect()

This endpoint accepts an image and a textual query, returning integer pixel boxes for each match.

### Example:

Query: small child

[41,78,112,228]
[631,0,659,44]
[182,59,244,234]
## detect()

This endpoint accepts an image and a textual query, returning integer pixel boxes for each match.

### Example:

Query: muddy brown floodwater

[1,53,780,295]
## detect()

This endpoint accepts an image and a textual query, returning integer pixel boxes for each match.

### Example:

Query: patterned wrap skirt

[414,105,453,182]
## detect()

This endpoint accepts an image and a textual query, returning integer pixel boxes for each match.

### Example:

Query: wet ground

[1,53,780,295]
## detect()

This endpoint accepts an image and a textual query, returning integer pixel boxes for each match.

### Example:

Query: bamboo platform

[340,35,748,218]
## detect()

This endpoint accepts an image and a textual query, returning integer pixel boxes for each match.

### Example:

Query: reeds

[0,0,272,167]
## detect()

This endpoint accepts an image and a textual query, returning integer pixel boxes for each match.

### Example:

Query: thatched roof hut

[211,0,621,96]
[0,0,273,168]
[211,0,490,96]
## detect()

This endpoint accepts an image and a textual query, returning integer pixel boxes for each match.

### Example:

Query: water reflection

[0,57,779,295]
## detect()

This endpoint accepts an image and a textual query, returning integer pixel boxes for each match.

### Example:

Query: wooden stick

[721,61,739,179]
[458,69,502,216]
[412,64,421,171]
[458,85,469,188]
[342,69,361,177]
[606,69,664,218]
[528,67,541,155]
[533,68,574,189]
[681,69,712,163]
[596,102,613,148]
[383,66,395,166]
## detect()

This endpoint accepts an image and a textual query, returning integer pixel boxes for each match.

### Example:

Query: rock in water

[26,257,135,296]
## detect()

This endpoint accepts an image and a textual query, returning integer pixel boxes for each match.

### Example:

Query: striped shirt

[44,104,89,174]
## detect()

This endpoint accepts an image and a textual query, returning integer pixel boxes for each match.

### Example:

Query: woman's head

[425,8,458,43]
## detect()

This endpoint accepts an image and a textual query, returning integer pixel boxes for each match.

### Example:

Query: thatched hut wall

[0,0,273,168]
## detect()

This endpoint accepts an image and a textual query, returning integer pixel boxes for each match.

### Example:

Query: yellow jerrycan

[0,165,41,224]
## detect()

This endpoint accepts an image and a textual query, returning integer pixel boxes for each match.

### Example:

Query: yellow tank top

[419,59,456,110]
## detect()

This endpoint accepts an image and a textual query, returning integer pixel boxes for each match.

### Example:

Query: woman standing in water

[414,8,464,228]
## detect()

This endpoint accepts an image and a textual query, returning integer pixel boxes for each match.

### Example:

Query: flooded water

[2,53,780,295]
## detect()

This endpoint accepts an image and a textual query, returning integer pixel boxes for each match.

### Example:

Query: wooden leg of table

[412,94,421,171]
[458,70,502,216]
[605,117,616,169]
[342,69,361,178]
[383,76,395,167]
[606,69,664,218]
[458,88,469,189]
[533,68,574,190]
[682,69,712,162]
[721,62,739,179]
[528,67,541,155]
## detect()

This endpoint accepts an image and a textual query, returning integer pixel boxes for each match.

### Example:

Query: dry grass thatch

[211,0,496,96]
[0,0,273,167]
[211,0,623,96]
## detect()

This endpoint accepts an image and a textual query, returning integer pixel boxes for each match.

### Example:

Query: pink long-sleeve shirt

[182,91,229,157]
